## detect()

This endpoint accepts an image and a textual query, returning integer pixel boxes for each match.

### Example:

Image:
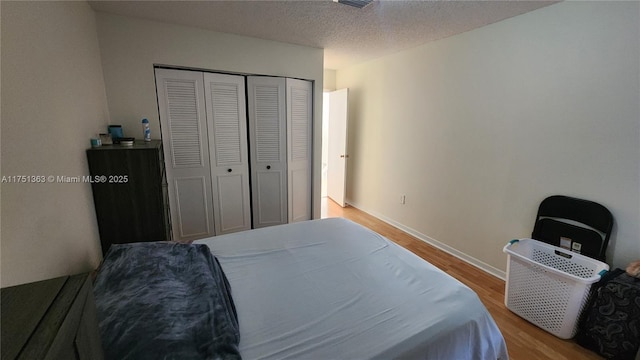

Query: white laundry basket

[503,238,609,339]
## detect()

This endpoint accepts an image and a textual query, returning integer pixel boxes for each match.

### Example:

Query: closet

[155,68,312,242]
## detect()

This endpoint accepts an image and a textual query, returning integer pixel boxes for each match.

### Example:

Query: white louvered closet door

[286,79,313,223]
[155,68,215,242]
[247,76,288,228]
[203,73,251,234]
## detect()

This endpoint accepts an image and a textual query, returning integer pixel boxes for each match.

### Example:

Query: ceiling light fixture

[333,0,373,9]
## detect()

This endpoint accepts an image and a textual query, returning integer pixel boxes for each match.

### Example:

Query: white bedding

[195,218,508,359]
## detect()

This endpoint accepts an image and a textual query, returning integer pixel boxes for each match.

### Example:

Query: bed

[94,218,508,359]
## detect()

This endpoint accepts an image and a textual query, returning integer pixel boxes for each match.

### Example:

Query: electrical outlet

[400,195,406,205]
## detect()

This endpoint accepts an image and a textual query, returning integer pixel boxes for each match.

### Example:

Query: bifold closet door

[286,78,313,223]
[155,69,215,242]
[203,73,251,235]
[247,76,288,228]
[158,70,311,237]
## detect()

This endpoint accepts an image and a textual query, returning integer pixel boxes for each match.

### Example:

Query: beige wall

[324,69,337,91]
[1,1,109,287]
[337,1,639,274]
[95,13,324,219]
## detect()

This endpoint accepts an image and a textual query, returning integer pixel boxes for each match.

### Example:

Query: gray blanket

[93,242,240,360]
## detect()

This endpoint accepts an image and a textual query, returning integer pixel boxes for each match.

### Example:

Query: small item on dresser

[99,133,112,145]
[141,118,151,142]
[90,138,102,148]
[108,125,124,142]
[119,137,135,146]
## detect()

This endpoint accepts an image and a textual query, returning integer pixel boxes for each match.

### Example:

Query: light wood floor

[321,197,602,360]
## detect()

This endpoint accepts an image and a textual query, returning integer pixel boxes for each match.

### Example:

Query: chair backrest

[532,195,613,262]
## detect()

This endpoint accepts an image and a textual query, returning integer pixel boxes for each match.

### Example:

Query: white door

[155,68,215,241]
[286,78,313,223]
[204,73,251,234]
[327,88,349,207]
[247,76,287,228]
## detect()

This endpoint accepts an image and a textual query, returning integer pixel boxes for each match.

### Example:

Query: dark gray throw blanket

[93,242,240,360]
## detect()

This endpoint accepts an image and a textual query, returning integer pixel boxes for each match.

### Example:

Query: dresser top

[87,140,162,151]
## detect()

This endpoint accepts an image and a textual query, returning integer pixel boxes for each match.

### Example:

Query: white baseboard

[345,199,506,280]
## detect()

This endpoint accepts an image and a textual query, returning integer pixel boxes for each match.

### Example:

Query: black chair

[532,195,613,262]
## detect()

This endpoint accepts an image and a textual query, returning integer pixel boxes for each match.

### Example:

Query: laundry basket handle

[554,250,573,259]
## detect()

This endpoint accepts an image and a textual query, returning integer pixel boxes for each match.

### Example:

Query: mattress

[195,218,508,359]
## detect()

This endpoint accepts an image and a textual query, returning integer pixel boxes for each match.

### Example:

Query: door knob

[266,165,271,170]
[227,169,232,173]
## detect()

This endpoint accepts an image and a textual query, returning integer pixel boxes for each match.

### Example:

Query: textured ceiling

[89,0,557,70]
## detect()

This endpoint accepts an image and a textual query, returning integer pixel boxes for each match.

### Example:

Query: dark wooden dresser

[1,273,103,360]
[87,140,171,254]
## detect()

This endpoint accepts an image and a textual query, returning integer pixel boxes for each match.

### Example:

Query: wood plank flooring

[321,197,602,360]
